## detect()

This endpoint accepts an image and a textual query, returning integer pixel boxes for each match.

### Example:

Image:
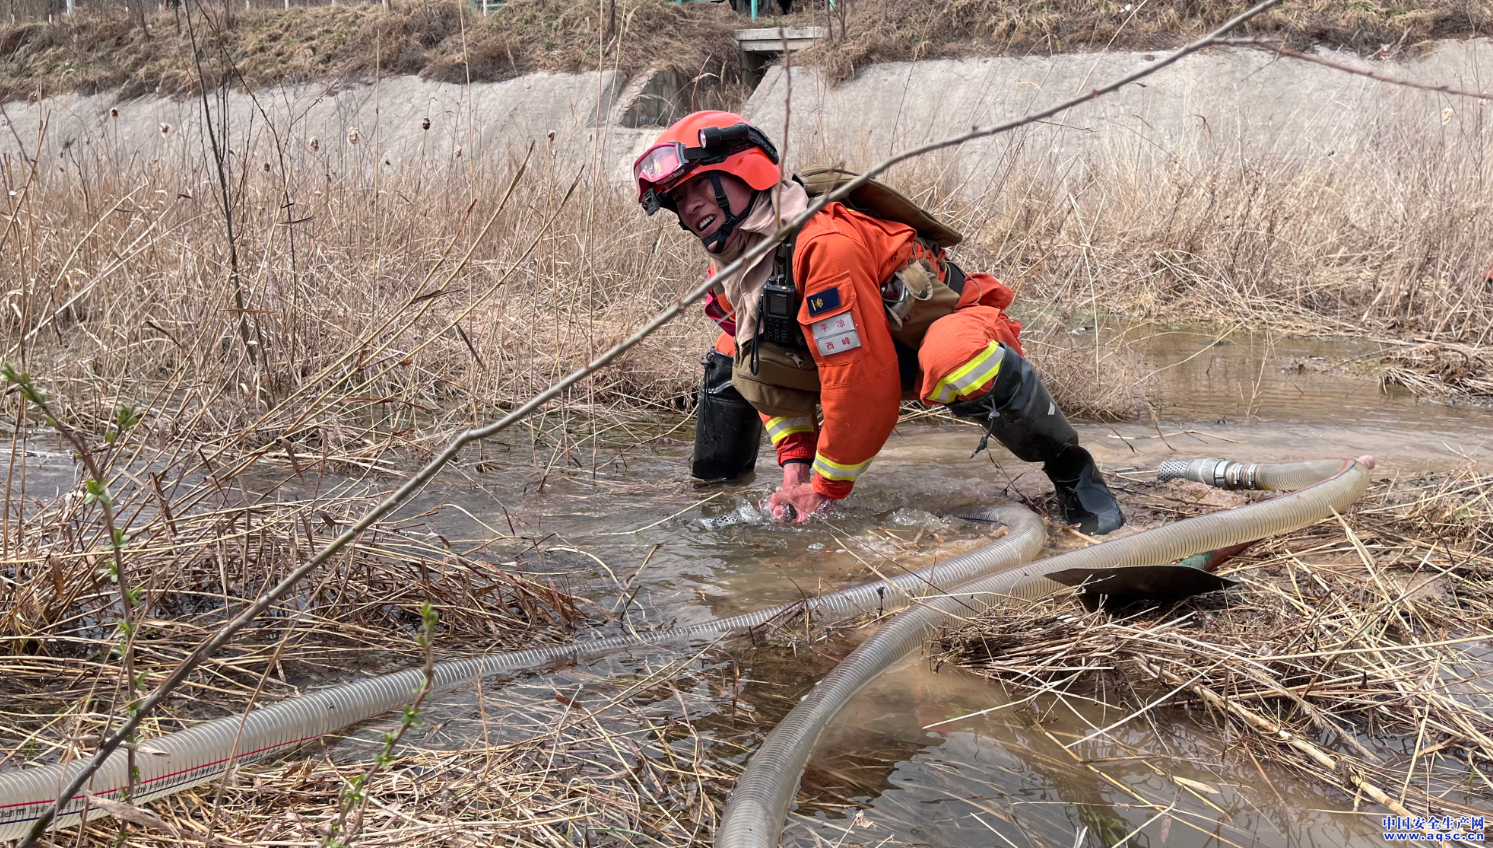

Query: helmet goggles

[634,123,780,215]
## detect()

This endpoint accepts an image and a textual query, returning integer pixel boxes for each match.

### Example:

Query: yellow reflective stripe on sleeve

[765,416,816,446]
[928,341,1006,405]
[812,453,874,482]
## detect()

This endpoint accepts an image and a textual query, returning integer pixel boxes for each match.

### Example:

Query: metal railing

[672,0,830,23]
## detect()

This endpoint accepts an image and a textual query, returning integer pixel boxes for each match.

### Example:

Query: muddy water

[391,331,1493,847]
[1118,324,1493,425]
[7,330,1493,845]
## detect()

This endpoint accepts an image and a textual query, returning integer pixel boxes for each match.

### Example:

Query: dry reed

[0,102,1159,469]
[1380,341,1493,406]
[1,130,719,458]
[2,0,1487,97]
[0,477,589,750]
[1,18,1491,842]
[937,466,1493,821]
[799,104,1493,349]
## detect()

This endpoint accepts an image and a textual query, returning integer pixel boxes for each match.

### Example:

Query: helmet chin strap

[697,174,758,255]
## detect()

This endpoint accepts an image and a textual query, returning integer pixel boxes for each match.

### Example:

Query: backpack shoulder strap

[797,167,963,249]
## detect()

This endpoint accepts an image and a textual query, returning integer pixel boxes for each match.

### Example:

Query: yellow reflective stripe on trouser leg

[928,341,1006,405]
[812,453,873,482]
[765,416,816,446]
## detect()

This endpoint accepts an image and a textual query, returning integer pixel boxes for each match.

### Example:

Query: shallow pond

[6,328,1493,846]
[395,329,1493,847]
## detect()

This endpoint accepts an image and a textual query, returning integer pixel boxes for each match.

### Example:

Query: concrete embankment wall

[0,39,1487,192]
[0,71,644,188]
[746,39,1492,195]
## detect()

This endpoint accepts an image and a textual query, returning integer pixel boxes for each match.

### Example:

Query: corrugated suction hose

[716,456,1374,848]
[0,505,1045,838]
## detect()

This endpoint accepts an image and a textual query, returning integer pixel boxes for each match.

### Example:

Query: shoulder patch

[805,287,842,318]
[810,309,862,357]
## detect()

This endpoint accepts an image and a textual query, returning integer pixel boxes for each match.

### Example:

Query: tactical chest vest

[729,232,970,418]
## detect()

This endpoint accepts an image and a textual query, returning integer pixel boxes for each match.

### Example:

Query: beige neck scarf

[710,179,812,344]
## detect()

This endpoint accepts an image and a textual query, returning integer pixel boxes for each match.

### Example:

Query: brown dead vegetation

[0,0,745,101]
[4,113,1487,457]
[1,484,588,737]
[805,0,1492,84]
[1013,325,1152,421]
[1381,341,1493,406]
[1,0,1489,101]
[938,466,1493,821]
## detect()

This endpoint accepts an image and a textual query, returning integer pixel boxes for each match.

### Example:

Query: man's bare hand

[768,476,831,523]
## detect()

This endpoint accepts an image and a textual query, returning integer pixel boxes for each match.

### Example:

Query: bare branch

[12,1,1286,841]
[1221,38,1492,101]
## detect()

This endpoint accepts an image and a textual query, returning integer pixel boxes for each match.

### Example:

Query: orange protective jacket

[710,202,1021,499]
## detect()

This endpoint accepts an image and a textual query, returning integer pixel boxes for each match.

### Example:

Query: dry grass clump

[0,0,743,100]
[784,71,1491,349]
[802,0,1491,84]
[1,130,721,460]
[1380,341,1493,405]
[3,0,1488,98]
[956,133,1493,344]
[26,650,738,847]
[0,475,591,749]
[937,465,1493,818]
[1017,324,1152,421]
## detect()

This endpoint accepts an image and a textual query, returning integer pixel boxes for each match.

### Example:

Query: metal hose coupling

[1159,456,1378,492]
[1157,457,1263,490]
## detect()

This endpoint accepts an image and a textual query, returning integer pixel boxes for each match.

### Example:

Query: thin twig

[12,4,1289,840]
[1221,39,1493,100]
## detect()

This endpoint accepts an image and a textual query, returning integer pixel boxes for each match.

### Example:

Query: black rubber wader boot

[692,350,764,481]
[944,345,1125,535]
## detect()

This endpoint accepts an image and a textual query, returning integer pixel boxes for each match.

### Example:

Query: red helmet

[633,111,781,215]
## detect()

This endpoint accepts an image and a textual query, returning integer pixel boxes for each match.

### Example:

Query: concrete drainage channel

[1,39,1483,195]
[609,27,827,116]
[0,454,1375,841]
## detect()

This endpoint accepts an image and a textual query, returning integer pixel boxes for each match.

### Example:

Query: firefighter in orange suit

[634,111,1124,535]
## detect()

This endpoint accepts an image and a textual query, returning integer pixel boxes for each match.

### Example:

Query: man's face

[670,171,754,247]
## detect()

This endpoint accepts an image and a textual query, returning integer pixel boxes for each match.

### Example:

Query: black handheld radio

[758,276,802,346]
[757,240,804,348]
